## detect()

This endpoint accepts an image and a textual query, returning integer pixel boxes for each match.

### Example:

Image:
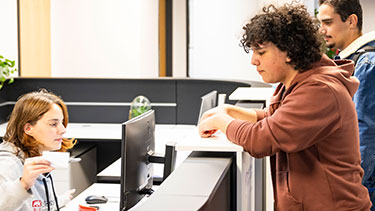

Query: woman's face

[24,103,66,152]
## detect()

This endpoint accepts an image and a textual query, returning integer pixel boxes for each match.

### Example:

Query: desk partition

[0,78,270,124]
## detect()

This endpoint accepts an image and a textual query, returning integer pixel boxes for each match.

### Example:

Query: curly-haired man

[198,3,371,210]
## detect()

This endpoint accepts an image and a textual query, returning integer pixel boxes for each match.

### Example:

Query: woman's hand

[64,189,76,200]
[21,157,55,190]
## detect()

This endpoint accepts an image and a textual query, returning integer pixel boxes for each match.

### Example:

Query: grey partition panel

[0,106,12,123]
[2,78,177,124]
[176,79,251,124]
[0,78,268,124]
[68,106,175,124]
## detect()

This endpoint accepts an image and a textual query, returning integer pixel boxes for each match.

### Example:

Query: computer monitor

[120,110,155,210]
[197,90,217,124]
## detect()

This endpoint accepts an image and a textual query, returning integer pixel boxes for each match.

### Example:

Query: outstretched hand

[198,107,234,138]
[198,104,229,124]
[21,157,55,190]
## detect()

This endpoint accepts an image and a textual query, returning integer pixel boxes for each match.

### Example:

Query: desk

[229,86,275,211]
[0,123,253,211]
[96,127,253,211]
[63,156,232,211]
[61,183,120,210]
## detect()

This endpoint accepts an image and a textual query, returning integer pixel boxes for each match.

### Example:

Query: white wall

[0,0,18,73]
[188,0,317,82]
[188,0,262,81]
[51,0,159,78]
[361,0,375,33]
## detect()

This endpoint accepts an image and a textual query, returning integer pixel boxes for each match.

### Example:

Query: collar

[339,31,375,58]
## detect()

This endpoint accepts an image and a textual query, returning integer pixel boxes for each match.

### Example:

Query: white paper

[42,151,70,169]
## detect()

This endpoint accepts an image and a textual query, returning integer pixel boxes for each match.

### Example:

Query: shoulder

[0,144,23,180]
[354,44,375,79]
[353,42,375,63]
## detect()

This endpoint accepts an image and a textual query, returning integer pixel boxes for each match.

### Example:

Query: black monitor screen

[120,110,155,210]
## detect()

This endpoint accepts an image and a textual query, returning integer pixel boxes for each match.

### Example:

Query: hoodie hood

[290,54,359,98]
[0,141,25,161]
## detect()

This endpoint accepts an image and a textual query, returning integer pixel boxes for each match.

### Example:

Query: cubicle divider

[0,77,269,173]
[0,77,267,124]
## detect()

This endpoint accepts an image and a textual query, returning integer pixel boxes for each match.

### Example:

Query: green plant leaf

[0,56,17,89]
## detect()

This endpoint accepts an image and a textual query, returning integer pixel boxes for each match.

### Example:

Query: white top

[176,129,243,152]
[229,87,274,107]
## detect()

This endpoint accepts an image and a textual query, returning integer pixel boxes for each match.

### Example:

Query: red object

[78,204,98,211]
[32,200,42,207]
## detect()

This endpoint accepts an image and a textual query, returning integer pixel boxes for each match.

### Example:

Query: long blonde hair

[3,89,76,158]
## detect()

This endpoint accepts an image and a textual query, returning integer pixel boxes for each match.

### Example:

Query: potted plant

[0,55,17,89]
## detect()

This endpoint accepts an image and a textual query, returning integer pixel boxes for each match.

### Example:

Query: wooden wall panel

[19,0,51,77]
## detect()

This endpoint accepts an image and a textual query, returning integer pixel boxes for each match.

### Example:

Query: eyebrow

[320,18,333,22]
[252,46,266,51]
[47,119,60,122]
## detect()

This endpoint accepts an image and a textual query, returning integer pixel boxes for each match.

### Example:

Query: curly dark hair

[240,3,324,72]
[319,0,362,32]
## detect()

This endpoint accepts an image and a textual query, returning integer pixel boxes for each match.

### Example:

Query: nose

[251,53,259,66]
[319,25,327,35]
[58,123,66,135]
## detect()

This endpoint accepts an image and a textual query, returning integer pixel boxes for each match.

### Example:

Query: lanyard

[42,174,60,211]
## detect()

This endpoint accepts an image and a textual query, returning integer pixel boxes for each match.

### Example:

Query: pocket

[275,171,303,211]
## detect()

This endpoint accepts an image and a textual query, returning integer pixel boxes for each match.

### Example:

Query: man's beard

[326,42,335,49]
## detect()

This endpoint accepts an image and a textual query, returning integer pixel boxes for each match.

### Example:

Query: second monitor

[197,90,217,124]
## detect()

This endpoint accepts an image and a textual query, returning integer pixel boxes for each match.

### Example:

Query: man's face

[250,42,294,85]
[318,4,351,50]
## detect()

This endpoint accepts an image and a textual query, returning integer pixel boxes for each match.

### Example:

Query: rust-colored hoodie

[227,55,371,210]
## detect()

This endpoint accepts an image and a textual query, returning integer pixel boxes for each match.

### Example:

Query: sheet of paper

[42,151,70,169]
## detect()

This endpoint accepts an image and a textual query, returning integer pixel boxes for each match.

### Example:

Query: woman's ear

[24,123,33,136]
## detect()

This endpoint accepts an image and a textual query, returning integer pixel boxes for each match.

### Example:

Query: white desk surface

[64,157,232,211]
[176,129,243,152]
[1,123,242,152]
[229,87,274,106]
[61,183,120,210]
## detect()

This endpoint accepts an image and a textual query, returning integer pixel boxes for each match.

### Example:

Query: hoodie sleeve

[0,156,32,211]
[226,81,342,158]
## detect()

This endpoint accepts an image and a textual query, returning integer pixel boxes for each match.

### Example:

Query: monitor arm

[147,142,177,185]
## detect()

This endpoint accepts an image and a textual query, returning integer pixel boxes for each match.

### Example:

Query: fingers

[22,157,55,190]
[198,116,218,138]
[200,129,217,138]
[65,189,76,200]
[25,157,52,166]
[24,158,55,174]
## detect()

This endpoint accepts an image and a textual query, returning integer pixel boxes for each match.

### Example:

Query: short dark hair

[319,0,363,32]
[240,4,323,72]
